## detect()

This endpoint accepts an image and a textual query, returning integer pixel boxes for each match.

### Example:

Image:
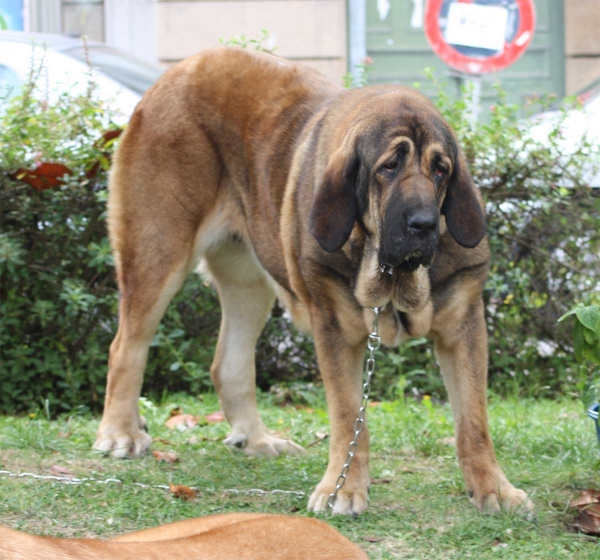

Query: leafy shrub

[0,68,221,413]
[558,304,600,412]
[0,73,118,413]
[447,83,599,399]
[1,59,598,413]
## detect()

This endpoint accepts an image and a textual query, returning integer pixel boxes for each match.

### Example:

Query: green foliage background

[1,66,599,414]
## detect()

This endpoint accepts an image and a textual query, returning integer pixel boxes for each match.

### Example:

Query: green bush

[558,303,600,413]
[0,76,117,413]
[446,83,599,399]
[1,64,598,414]
[0,72,221,413]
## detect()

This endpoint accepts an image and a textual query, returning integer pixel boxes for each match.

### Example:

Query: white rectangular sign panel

[445,3,509,52]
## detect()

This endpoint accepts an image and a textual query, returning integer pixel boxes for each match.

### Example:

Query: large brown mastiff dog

[93,47,532,515]
[0,513,367,559]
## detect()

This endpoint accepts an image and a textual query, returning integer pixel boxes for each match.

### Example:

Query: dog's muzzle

[379,206,439,273]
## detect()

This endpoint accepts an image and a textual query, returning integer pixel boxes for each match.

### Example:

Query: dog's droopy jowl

[93,47,533,515]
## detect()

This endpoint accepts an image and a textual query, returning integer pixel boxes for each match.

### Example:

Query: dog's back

[0,514,368,560]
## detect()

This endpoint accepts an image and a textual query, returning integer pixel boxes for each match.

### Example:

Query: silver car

[0,31,163,119]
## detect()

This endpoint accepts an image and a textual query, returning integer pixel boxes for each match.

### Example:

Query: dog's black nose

[407,209,438,236]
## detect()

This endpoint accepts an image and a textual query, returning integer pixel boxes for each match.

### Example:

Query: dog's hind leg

[93,238,190,458]
[93,148,211,457]
[206,241,304,457]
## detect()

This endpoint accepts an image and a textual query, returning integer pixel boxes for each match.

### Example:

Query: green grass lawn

[0,392,598,558]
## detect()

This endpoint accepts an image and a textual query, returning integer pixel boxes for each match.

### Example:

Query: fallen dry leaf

[169,483,196,500]
[185,436,224,444]
[307,432,329,448]
[165,414,199,430]
[169,407,183,418]
[152,450,179,463]
[205,411,225,424]
[153,438,176,446]
[570,489,600,508]
[438,437,456,446]
[569,488,600,535]
[371,478,393,485]
[49,465,75,479]
[368,401,381,408]
[574,510,600,535]
[362,536,384,543]
[586,503,600,518]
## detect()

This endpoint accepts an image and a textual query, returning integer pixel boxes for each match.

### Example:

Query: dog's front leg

[307,312,370,515]
[433,299,534,514]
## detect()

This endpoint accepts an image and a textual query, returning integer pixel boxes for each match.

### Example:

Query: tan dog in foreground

[0,513,367,559]
[93,46,532,515]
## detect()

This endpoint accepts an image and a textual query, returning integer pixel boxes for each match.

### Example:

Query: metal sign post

[463,73,482,127]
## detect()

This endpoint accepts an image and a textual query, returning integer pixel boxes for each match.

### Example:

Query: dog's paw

[93,427,152,458]
[470,485,534,515]
[307,482,368,515]
[224,433,304,457]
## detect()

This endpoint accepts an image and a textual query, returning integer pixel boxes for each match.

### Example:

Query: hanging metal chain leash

[327,306,382,512]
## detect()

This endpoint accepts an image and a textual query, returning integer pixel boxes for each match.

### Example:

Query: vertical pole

[348,0,367,82]
[461,73,482,126]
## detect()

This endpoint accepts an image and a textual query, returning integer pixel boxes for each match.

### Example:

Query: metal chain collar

[327,306,382,512]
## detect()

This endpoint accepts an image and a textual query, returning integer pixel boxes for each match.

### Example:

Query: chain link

[327,306,382,513]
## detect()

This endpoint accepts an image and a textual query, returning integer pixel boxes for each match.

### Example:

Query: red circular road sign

[425,0,536,75]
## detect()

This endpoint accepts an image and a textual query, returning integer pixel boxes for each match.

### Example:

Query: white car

[0,31,163,120]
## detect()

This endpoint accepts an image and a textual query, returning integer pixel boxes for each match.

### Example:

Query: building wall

[564,0,600,94]
[156,0,347,83]
[61,0,104,42]
[23,1,600,96]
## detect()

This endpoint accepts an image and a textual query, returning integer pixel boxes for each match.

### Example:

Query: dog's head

[309,87,486,276]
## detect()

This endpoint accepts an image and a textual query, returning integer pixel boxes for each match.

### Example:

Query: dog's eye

[434,166,446,180]
[384,160,397,172]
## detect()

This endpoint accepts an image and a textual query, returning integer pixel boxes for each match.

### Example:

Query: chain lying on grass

[0,470,305,497]
[3,309,387,510]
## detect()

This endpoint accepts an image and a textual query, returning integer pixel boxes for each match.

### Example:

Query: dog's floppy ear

[442,152,486,248]
[309,144,359,253]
